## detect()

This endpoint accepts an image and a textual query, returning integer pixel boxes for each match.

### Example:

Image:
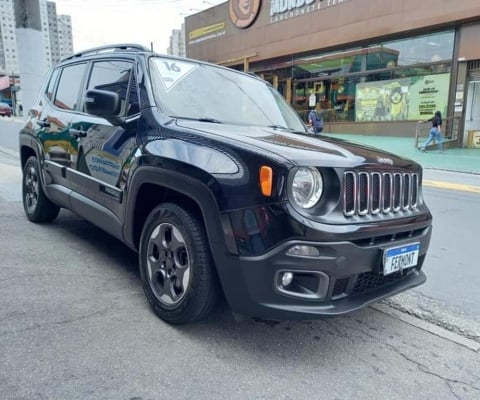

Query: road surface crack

[0,308,110,337]
[386,343,479,397]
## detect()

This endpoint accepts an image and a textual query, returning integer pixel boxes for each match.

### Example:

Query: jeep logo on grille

[376,156,394,166]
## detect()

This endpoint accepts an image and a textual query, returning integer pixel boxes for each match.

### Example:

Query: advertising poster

[408,73,451,120]
[355,73,450,122]
[355,78,410,122]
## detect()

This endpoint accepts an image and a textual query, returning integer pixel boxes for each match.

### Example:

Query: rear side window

[86,60,137,116]
[54,63,86,110]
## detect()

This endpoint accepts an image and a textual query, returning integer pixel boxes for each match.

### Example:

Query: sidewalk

[326,133,480,175]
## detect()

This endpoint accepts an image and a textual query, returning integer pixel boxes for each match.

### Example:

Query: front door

[67,60,140,231]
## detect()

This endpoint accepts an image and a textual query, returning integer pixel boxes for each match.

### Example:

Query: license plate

[383,243,420,275]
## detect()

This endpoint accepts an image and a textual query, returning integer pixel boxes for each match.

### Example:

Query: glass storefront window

[373,31,455,67]
[252,30,455,123]
[293,48,364,78]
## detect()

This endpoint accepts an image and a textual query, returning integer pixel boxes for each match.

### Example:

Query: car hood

[175,120,418,170]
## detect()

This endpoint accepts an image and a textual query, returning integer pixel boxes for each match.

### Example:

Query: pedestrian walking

[421,110,443,152]
[308,102,324,134]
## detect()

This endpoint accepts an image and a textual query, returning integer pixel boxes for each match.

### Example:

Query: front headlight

[291,167,323,209]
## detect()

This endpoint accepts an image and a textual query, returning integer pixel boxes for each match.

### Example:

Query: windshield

[149,57,306,132]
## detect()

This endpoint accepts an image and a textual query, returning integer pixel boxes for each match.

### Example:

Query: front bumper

[217,225,431,320]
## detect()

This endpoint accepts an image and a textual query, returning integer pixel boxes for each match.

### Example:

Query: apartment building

[167,23,186,57]
[0,0,73,109]
[57,14,73,60]
[0,0,17,75]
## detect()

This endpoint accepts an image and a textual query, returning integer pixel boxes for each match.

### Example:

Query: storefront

[185,0,480,147]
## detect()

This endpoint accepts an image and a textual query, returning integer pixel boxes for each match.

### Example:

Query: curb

[371,303,480,352]
[0,145,19,158]
[423,166,480,176]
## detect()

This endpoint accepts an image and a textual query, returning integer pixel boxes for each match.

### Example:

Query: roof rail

[62,43,150,62]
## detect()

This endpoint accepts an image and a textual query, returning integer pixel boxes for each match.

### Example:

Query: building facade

[185,0,480,148]
[47,0,60,65]
[167,23,186,57]
[0,0,73,110]
[57,14,73,60]
[45,2,73,66]
[0,0,18,75]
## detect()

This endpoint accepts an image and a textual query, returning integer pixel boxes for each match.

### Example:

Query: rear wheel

[22,156,60,222]
[139,203,219,324]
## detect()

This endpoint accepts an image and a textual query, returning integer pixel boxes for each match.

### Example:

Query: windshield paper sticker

[157,60,198,92]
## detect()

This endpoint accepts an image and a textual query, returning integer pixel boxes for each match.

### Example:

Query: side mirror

[84,89,120,117]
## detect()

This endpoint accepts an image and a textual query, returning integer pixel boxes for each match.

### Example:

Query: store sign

[270,0,351,22]
[188,22,226,45]
[229,0,262,28]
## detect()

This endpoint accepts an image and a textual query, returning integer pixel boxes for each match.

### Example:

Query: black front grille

[332,277,349,297]
[352,270,413,296]
[343,170,419,217]
[352,228,427,247]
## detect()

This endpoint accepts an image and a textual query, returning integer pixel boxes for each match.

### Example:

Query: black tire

[139,203,219,324]
[22,156,60,222]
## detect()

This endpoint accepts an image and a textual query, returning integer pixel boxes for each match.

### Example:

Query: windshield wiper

[267,124,292,130]
[198,117,222,123]
[170,116,222,124]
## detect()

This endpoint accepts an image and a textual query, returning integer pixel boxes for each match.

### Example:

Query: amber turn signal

[260,166,273,197]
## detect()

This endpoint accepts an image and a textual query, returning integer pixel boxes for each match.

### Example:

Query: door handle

[36,119,50,128]
[69,128,87,138]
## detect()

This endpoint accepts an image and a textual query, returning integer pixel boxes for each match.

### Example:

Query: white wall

[15,28,48,114]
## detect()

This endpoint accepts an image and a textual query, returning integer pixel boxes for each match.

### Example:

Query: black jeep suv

[19,44,432,324]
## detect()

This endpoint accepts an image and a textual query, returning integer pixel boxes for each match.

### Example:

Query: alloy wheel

[24,165,39,214]
[146,222,191,306]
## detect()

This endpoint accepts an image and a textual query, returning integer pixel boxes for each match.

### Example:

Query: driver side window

[85,60,139,116]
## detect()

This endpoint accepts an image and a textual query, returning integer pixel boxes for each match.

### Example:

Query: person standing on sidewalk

[421,110,443,152]
[308,103,324,135]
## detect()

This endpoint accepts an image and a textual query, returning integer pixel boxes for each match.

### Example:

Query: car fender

[123,166,237,257]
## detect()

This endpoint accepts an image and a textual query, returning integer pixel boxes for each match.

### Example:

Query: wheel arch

[20,146,36,168]
[19,134,38,169]
[131,183,204,249]
[124,167,237,258]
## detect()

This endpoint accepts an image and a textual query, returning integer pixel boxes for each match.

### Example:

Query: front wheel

[139,203,219,324]
[22,156,60,222]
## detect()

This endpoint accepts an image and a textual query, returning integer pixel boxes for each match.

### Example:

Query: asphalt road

[1,123,480,399]
[0,118,21,153]
[421,173,480,316]
[0,183,479,399]
[385,170,480,340]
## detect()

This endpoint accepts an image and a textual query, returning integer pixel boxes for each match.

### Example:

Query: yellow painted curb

[424,179,480,194]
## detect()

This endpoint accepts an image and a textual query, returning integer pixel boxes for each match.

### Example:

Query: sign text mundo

[270,0,349,20]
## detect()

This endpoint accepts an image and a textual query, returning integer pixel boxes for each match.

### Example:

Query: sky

[54,0,226,54]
